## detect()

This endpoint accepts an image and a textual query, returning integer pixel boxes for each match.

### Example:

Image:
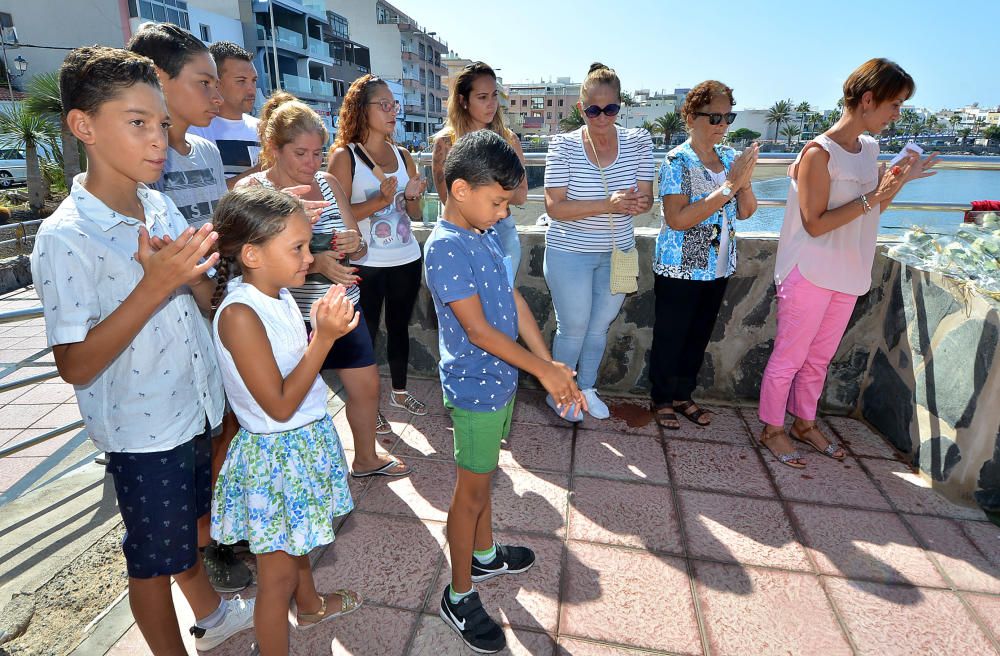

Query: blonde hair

[580,62,621,103]
[257,90,329,169]
[436,61,514,146]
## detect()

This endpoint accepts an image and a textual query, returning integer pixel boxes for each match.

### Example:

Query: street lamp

[422,31,436,148]
[0,47,26,101]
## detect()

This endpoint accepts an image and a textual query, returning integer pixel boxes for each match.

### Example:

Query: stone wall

[0,257,32,296]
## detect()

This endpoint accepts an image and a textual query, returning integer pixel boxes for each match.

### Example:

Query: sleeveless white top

[774,133,881,296]
[347,143,421,267]
[213,278,328,434]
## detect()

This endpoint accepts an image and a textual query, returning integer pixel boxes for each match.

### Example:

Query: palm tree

[795,101,811,134]
[23,71,83,188]
[766,99,792,142]
[654,112,684,147]
[949,115,961,135]
[0,104,59,212]
[958,127,971,145]
[899,109,920,138]
[779,124,800,146]
[559,105,584,132]
[973,117,986,136]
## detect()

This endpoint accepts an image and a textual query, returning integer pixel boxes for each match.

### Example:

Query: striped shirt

[543,126,655,253]
[249,171,361,317]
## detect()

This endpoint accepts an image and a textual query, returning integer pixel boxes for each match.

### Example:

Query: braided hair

[210,186,304,316]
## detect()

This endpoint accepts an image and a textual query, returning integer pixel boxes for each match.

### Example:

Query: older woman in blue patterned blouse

[649,80,758,429]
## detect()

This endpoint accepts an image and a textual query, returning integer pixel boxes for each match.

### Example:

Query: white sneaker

[545,394,583,422]
[191,595,256,651]
[581,389,610,419]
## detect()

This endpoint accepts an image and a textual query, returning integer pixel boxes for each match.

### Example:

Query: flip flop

[350,458,411,478]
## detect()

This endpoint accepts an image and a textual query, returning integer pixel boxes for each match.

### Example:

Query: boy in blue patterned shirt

[424,130,585,653]
[30,46,253,653]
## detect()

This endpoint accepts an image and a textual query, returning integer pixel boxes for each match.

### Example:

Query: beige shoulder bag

[585,129,639,294]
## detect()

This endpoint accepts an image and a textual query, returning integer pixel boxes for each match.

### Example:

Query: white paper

[889,141,924,166]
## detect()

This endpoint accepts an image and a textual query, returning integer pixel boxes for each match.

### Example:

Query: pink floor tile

[511,389,580,427]
[790,503,946,587]
[0,382,31,404]
[0,455,45,492]
[678,489,812,571]
[10,381,76,405]
[577,399,660,437]
[311,514,446,610]
[426,531,564,633]
[823,416,900,459]
[863,458,986,521]
[0,428,20,448]
[560,542,701,654]
[906,515,1000,593]
[105,624,154,656]
[825,577,995,655]
[959,520,1000,568]
[694,561,852,656]
[962,593,1000,643]
[409,614,555,656]
[2,426,79,457]
[30,402,82,429]
[491,469,570,537]
[290,604,418,656]
[573,430,670,485]
[331,408,400,454]
[381,377,450,417]
[393,414,455,462]
[666,441,774,497]
[499,422,574,473]
[356,457,455,522]
[556,638,662,655]
[763,453,892,510]
[568,477,683,554]
[0,402,58,429]
[669,406,753,445]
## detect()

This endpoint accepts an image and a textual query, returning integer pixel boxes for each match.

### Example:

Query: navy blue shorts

[305,308,376,371]
[108,423,212,579]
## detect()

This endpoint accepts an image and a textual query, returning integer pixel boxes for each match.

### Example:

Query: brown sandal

[790,423,846,460]
[654,406,680,430]
[296,589,363,629]
[673,400,712,426]
[756,426,806,469]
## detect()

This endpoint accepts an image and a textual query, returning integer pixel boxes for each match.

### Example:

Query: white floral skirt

[211,414,354,556]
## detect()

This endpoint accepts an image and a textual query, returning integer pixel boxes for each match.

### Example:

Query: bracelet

[858,193,872,214]
[350,241,368,256]
[404,194,421,201]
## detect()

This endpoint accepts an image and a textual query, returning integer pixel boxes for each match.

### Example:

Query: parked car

[0,149,27,188]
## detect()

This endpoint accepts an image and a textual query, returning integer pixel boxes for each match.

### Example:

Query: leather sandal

[789,423,846,460]
[673,400,712,426]
[756,426,806,469]
[296,589,363,629]
[653,406,680,430]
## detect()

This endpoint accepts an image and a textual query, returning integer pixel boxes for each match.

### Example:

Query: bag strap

[353,143,387,181]
[583,127,618,251]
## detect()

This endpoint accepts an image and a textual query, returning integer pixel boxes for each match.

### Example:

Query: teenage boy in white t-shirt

[189,41,261,188]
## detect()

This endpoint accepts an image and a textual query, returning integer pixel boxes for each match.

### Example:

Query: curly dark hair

[681,80,736,123]
[333,74,394,148]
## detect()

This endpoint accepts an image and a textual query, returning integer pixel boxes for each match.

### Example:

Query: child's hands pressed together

[310,284,360,342]
[538,361,588,418]
[135,223,219,300]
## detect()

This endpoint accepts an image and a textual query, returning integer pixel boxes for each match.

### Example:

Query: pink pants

[758,267,858,426]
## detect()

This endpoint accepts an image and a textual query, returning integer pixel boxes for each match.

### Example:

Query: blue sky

[394,0,999,112]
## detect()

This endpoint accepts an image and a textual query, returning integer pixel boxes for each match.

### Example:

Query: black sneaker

[201,543,253,593]
[438,587,506,654]
[471,543,535,583]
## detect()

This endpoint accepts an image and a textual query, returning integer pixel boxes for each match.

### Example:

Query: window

[521,99,527,107]
[531,97,544,110]
[199,24,211,43]
[559,112,563,119]
[546,112,552,119]
[546,99,552,106]
[558,99,564,106]
[131,0,190,30]
[330,13,349,39]
[418,43,425,59]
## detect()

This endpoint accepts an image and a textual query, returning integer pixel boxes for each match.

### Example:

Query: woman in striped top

[542,63,655,421]
[236,92,410,479]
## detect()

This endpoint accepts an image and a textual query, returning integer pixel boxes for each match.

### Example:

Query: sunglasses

[368,99,401,113]
[693,111,737,125]
[583,103,621,119]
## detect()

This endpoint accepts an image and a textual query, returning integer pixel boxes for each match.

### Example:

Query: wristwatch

[720,184,733,198]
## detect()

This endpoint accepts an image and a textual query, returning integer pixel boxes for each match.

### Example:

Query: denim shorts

[304,309,376,371]
[107,422,212,579]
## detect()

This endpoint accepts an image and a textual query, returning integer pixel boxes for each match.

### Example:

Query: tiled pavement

[2,287,1000,655]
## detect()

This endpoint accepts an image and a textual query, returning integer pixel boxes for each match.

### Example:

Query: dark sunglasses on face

[693,111,737,125]
[583,103,621,118]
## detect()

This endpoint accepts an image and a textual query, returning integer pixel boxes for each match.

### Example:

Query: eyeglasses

[368,99,401,113]
[693,111,737,125]
[583,103,621,119]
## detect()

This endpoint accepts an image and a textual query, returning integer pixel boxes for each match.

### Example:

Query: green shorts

[445,395,515,474]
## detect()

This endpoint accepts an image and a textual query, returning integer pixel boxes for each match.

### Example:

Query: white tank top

[348,143,422,267]
[774,133,881,296]
[213,278,328,434]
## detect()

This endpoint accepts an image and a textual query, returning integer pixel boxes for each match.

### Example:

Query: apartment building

[504,78,581,138]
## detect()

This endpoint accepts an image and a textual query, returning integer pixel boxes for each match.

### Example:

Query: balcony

[275,26,304,50]
[310,78,333,97]
[307,37,331,60]
[281,73,312,95]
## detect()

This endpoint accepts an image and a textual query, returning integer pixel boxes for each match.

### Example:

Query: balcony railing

[307,38,330,60]
[282,74,312,95]
[275,26,304,50]
[310,78,333,97]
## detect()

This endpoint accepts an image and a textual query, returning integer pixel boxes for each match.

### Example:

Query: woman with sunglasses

[542,62,655,421]
[328,74,429,442]
[431,61,528,276]
[757,59,937,468]
[650,80,759,430]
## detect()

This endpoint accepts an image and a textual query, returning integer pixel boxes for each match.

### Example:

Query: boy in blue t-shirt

[424,130,586,653]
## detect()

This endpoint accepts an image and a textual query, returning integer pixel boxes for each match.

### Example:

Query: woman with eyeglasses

[757,59,937,468]
[328,74,429,442]
[541,62,655,421]
[431,61,528,276]
[650,80,759,430]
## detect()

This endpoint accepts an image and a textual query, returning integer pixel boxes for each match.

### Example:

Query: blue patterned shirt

[424,221,518,412]
[655,140,740,280]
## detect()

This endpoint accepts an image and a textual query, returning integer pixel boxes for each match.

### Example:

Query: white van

[0,149,27,188]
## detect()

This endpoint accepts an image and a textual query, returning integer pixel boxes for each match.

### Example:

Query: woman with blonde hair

[432,61,528,274]
[328,75,429,437]
[237,91,409,479]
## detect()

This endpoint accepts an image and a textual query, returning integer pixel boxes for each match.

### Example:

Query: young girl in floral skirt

[209,186,362,655]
